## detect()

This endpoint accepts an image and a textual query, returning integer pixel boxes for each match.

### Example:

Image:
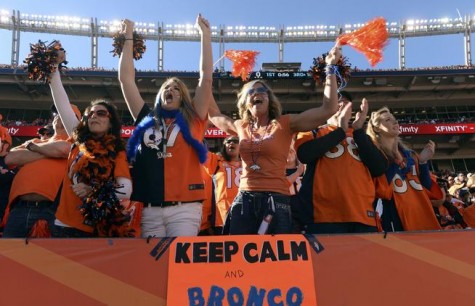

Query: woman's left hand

[71,182,93,199]
[419,140,436,164]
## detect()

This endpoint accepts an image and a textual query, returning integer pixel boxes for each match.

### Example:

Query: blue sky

[0,0,474,71]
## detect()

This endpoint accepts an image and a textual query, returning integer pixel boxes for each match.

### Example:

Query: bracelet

[125,38,134,40]
[325,64,338,76]
[26,142,35,152]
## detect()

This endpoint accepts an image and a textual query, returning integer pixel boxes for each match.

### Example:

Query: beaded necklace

[249,120,271,171]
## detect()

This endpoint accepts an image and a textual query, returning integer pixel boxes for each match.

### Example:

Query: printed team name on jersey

[174,240,308,263]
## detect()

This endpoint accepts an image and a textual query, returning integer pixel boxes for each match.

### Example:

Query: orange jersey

[384,162,442,231]
[8,136,69,205]
[200,166,213,231]
[295,126,377,226]
[237,115,293,195]
[55,147,131,233]
[131,106,207,204]
[204,152,242,227]
[461,204,475,227]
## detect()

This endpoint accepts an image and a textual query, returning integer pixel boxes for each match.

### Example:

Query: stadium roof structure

[0,9,474,70]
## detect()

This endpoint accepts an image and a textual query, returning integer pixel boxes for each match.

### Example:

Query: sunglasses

[86,110,110,119]
[247,87,268,96]
[226,138,239,144]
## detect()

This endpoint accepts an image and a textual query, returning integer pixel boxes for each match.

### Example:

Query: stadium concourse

[1,65,474,172]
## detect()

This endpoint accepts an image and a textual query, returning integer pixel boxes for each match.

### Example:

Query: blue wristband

[325,64,338,76]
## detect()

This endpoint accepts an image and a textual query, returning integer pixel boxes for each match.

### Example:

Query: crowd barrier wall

[1,231,474,305]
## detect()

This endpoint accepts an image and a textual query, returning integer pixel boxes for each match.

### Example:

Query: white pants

[141,202,202,238]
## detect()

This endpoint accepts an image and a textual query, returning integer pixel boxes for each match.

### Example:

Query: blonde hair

[236,80,282,123]
[367,106,409,161]
[155,77,196,125]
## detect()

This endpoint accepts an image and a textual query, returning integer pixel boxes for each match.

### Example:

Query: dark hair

[339,90,353,102]
[220,136,239,162]
[73,99,125,151]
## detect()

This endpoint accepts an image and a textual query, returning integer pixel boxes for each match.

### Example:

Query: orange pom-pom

[29,219,51,238]
[224,50,260,81]
[337,17,389,67]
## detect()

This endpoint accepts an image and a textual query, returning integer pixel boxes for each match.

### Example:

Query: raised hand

[121,19,135,39]
[325,44,342,65]
[419,140,436,164]
[352,98,368,130]
[337,102,352,132]
[196,14,211,36]
[54,49,66,65]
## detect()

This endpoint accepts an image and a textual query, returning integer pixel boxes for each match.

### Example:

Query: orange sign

[167,235,317,306]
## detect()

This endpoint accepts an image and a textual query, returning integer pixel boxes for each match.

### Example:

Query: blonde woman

[367,107,443,231]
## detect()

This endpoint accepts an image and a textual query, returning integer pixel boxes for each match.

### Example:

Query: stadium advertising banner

[1,232,475,305]
[167,235,317,306]
[6,123,475,138]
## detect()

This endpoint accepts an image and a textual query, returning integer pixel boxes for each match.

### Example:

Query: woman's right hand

[196,14,211,37]
[55,49,66,65]
[121,19,135,39]
[325,44,342,65]
[71,182,93,199]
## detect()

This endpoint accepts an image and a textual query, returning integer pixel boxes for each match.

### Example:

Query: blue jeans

[227,191,292,235]
[3,201,56,238]
[51,225,95,238]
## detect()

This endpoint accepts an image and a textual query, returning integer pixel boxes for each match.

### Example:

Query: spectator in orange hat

[2,108,72,238]
[38,124,54,141]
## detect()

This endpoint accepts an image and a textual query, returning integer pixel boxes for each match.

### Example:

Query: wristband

[325,64,338,76]
[26,142,35,152]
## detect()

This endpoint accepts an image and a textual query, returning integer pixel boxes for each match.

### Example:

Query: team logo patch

[143,126,164,150]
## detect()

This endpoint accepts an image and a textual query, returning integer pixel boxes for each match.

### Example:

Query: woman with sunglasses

[201,136,242,235]
[46,51,132,237]
[208,46,340,235]
[118,15,212,237]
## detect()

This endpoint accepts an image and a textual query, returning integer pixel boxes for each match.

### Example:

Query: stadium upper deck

[0,66,474,167]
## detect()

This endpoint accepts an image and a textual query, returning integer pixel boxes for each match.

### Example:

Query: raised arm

[289,45,340,133]
[208,95,237,135]
[49,50,80,136]
[118,19,145,120]
[193,14,213,120]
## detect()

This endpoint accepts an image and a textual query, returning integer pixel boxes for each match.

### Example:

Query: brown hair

[155,77,196,125]
[236,80,282,124]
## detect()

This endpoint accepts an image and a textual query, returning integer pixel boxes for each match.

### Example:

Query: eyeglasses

[226,138,239,144]
[247,87,268,96]
[86,110,110,119]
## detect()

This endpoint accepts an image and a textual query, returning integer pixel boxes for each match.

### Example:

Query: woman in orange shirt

[47,50,132,237]
[209,46,340,235]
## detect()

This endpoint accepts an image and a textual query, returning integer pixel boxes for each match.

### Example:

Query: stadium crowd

[0,15,474,239]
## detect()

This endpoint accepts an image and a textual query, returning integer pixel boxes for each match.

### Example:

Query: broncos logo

[143,126,164,150]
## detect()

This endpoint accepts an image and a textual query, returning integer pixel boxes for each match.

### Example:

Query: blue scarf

[127,105,207,163]
[385,147,415,183]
